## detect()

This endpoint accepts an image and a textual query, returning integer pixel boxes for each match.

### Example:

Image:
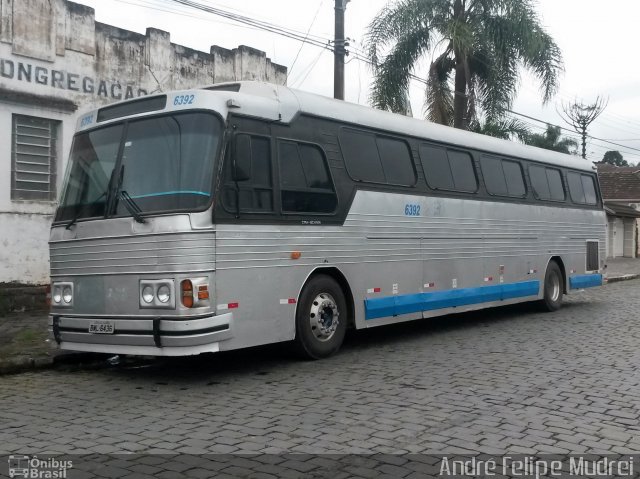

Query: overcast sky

[80,0,640,164]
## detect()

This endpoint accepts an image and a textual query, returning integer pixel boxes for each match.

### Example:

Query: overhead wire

[288,0,325,81]
[117,0,640,161]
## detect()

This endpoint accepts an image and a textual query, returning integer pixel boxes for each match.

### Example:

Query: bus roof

[222,82,595,173]
[80,80,596,173]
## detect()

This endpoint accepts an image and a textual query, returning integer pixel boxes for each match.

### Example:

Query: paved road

[1,281,640,474]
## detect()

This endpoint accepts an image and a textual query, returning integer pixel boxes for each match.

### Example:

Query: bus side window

[567,171,586,204]
[339,129,385,183]
[582,175,598,204]
[278,140,337,213]
[338,128,416,187]
[567,172,597,205]
[481,156,526,197]
[376,136,416,186]
[529,165,565,202]
[547,168,566,201]
[222,135,273,213]
[419,144,477,193]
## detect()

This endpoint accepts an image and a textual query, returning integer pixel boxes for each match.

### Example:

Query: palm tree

[366,0,563,129]
[524,124,577,154]
[469,118,530,142]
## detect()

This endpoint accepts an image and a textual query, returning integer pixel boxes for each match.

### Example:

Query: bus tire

[540,261,563,311]
[294,275,347,359]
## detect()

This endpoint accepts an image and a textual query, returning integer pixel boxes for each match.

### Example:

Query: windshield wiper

[109,164,146,224]
[66,162,121,229]
[65,190,107,230]
[119,190,147,224]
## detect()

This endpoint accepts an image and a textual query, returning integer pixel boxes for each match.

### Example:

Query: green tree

[366,0,563,129]
[524,124,577,154]
[470,118,531,142]
[601,150,628,167]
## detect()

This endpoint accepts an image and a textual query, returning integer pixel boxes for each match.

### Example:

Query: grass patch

[0,328,51,365]
[13,328,47,343]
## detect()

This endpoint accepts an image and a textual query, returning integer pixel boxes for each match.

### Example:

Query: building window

[11,115,60,201]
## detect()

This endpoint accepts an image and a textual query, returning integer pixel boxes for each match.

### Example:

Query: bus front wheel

[294,275,347,359]
[540,261,563,311]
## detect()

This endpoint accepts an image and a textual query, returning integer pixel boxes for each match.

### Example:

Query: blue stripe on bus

[130,190,211,199]
[569,274,603,289]
[365,280,540,320]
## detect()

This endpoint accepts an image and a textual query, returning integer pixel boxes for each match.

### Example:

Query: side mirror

[232,133,252,182]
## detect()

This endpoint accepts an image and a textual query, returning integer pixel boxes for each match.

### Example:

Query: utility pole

[334,0,349,100]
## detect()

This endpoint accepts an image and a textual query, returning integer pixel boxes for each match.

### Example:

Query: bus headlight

[142,286,154,304]
[51,282,73,307]
[62,286,73,304]
[157,285,171,303]
[139,280,175,309]
[52,285,62,304]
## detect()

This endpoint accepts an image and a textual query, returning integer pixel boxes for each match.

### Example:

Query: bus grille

[586,240,599,271]
[50,231,215,276]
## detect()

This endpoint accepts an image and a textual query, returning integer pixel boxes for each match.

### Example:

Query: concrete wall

[0,0,286,285]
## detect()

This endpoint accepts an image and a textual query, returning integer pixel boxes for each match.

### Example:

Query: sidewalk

[606,257,640,282]
[1,257,639,375]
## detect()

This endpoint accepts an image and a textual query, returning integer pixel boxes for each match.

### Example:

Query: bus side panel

[213,193,605,352]
[343,190,606,329]
[214,224,365,351]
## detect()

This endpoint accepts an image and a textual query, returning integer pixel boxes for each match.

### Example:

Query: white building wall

[0,0,286,285]
[623,218,635,258]
[612,217,624,258]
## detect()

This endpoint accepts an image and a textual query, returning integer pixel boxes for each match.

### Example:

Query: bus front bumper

[48,312,233,357]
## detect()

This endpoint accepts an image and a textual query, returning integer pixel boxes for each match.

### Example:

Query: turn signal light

[197,285,209,300]
[181,279,194,308]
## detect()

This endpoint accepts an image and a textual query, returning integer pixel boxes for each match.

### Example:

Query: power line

[167,0,334,52]
[506,110,640,155]
[294,49,327,88]
[117,0,640,158]
[288,0,325,81]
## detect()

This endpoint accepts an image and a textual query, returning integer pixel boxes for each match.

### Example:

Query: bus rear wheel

[540,261,563,311]
[294,275,347,359]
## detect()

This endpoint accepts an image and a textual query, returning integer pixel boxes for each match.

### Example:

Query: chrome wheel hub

[550,274,560,302]
[309,293,339,342]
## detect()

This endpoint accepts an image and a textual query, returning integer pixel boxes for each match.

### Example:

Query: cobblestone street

[1,281,640,475]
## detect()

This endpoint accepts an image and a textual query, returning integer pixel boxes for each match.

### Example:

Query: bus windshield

[55,112,222,223]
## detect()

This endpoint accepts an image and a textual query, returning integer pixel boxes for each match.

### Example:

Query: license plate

[88,321,115,334]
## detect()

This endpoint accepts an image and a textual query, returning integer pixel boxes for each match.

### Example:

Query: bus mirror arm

[232,133,252,182]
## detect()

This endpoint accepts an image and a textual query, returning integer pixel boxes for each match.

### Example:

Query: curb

[0,351,107,376]
[607,274,639,284]
[0,356,53,375]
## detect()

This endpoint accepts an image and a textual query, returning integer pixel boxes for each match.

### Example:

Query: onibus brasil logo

[8,456,72,478]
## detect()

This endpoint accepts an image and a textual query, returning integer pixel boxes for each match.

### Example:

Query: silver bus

[49,82,606,359]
